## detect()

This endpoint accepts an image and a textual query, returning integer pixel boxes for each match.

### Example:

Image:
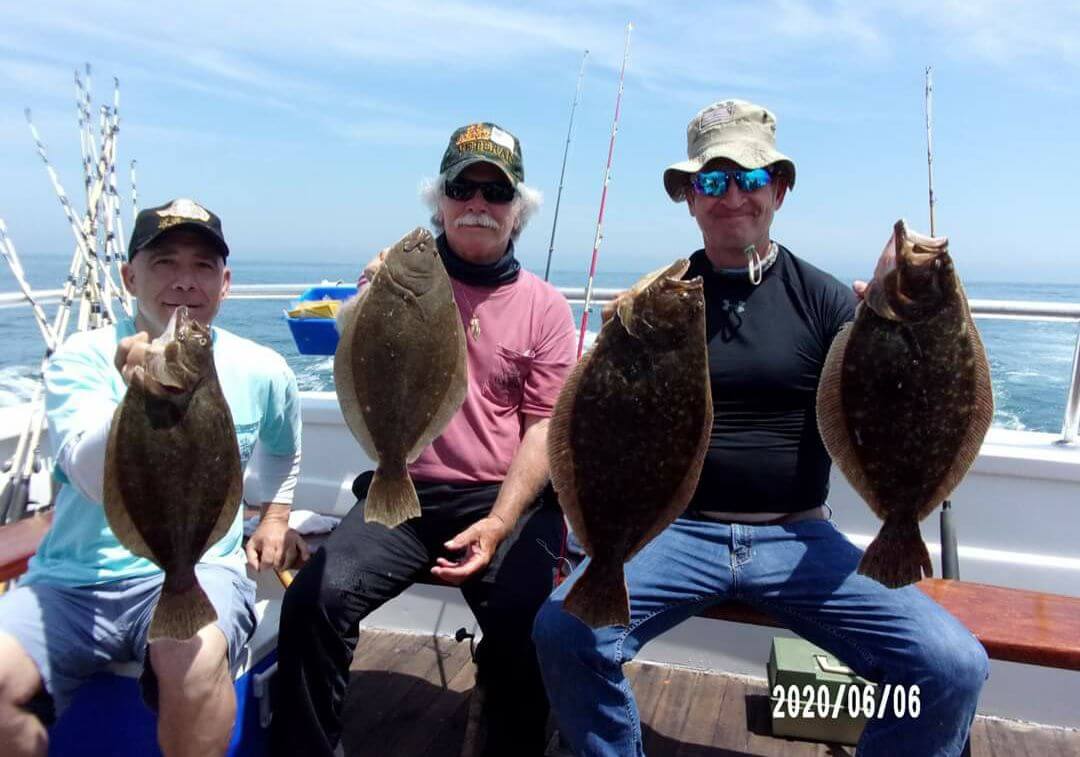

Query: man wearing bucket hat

[0,198,304,756]
[533,100,988,756]
[274,123,577,756]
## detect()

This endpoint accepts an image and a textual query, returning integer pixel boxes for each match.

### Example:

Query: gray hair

[420,173,543,241]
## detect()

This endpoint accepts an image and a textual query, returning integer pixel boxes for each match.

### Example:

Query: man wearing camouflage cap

[274,123,577,756]
[534,100,988,756]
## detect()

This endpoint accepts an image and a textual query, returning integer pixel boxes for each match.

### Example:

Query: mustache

[454,213,499,230]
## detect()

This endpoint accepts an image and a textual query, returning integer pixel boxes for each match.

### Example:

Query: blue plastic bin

[285,285,358,356]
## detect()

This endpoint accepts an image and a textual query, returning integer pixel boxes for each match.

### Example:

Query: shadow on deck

[341,629,1080,757]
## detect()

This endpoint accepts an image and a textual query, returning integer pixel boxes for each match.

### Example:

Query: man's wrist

[260,502,291,524]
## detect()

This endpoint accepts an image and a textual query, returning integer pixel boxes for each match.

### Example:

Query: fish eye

[197,336,208,346]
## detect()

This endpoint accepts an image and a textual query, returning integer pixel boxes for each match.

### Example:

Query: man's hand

[114,332,153,385]
[357,247,390,287]
[853,280,868,301]
[601,290,629,324]
[245,510,310,571]
[429,515,511,586]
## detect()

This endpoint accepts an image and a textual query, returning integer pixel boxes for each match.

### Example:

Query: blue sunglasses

[691,167,773,197]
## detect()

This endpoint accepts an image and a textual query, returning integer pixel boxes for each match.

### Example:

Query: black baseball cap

[128,198,229,260]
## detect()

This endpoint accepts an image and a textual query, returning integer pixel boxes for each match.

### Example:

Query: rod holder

[940,499,959,580]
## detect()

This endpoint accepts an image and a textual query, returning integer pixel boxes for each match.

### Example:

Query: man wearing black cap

[274,124,577,756]
[0,198,304,757]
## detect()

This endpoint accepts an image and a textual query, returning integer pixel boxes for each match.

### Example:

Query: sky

[1,0,1079,285]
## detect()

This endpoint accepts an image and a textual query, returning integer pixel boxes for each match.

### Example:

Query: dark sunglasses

[444,178,516,204]
[691,167,773,197]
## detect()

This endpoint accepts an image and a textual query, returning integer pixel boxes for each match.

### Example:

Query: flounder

[334,227,468,528]
[104,306,242,641]
[817,219,994,588]
[549,260,712,627]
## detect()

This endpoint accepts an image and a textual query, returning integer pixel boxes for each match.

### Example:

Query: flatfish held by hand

[334,227,468,528]
[549,260,712,628]
[104,306,242,642]
[817,219,994,588]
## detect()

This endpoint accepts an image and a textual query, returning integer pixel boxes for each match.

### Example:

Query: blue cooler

[285,285,359,356]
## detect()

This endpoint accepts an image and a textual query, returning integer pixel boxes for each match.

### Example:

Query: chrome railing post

[1058,323,1080,445]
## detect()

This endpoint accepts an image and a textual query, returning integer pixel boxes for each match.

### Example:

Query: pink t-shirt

[409,270,577,484]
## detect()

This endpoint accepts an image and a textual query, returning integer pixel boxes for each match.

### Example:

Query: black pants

[271,476,564,756]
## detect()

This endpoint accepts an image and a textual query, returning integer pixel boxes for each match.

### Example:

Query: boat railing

[4,286,1080,443]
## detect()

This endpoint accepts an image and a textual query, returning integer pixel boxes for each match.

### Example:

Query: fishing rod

[131,160,139,222]
[923,64,958,577]
[544,49,589,282]
[0,221,59,350]
[576,22,632,359]
[925,66,936,237]
[1,66,135,522]
[25,108,117,326]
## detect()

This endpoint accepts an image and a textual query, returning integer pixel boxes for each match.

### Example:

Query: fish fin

[922,307,995,518]
[858,515,933,588]
[407,308,468,462]
[816,322,883,517]
[363,466,420,528]
[562,558,629,628]
[630,359,713,559]
[102,404,156,561]
[546,358,591,552]
[333,307,380,462]
[149,574,218,642]
[198,403,244,556]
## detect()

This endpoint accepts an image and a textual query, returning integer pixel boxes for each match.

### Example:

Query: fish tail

[858,514,934,589]
[364,465,420,529]
[149,572,218,642]
[562,558,630,628]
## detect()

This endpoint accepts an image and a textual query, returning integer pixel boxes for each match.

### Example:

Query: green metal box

[766,636,874,745]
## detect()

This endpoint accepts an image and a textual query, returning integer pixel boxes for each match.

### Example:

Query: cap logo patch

[456,123,492,147]
[157,216,185,231]
[699,101,737,130]
[488,126,516,151]
[156,198,210,222]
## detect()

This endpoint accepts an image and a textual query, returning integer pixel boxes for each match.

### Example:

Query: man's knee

[912,628,989,698]
[280,552,355,630]
[149,626,231,703]
[0,634,43,707]
[532,597,601,666]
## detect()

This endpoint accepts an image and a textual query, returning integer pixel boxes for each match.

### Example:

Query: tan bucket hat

[663,99,796,201]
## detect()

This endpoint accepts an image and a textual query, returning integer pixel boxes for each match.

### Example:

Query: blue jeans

[532,518,988,757]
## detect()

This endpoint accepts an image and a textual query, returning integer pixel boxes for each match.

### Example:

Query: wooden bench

[0,512,52,583]
[4,516,1079,673]
[700,579,1080,671]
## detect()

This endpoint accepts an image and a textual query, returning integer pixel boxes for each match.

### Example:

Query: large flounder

[334,227,468,528]
[817,219,994,588]
[104,306,242,642]
[549,260,712,628]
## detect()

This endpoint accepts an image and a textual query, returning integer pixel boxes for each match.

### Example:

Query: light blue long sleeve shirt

[25,318,302,586]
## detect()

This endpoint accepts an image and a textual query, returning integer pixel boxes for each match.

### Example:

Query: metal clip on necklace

[745,244,764,285]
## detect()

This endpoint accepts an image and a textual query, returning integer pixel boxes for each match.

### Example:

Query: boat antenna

[925,65,936,236]
[577,22,632,359]
[543,49,589,282]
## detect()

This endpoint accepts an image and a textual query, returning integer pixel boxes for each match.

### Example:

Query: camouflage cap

[663,99,796,201]
[440,122,524,185]
[128,198,229,259]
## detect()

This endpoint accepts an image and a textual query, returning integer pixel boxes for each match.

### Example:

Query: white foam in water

[297,357,335,392]
[0,367,40,408]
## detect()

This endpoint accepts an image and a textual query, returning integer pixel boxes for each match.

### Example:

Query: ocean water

[1,255,1078,434]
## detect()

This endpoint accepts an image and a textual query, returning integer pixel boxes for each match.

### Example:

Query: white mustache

[454,213,498,230]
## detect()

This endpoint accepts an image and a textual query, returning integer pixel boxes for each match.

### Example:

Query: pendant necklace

[458,286,484,340]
